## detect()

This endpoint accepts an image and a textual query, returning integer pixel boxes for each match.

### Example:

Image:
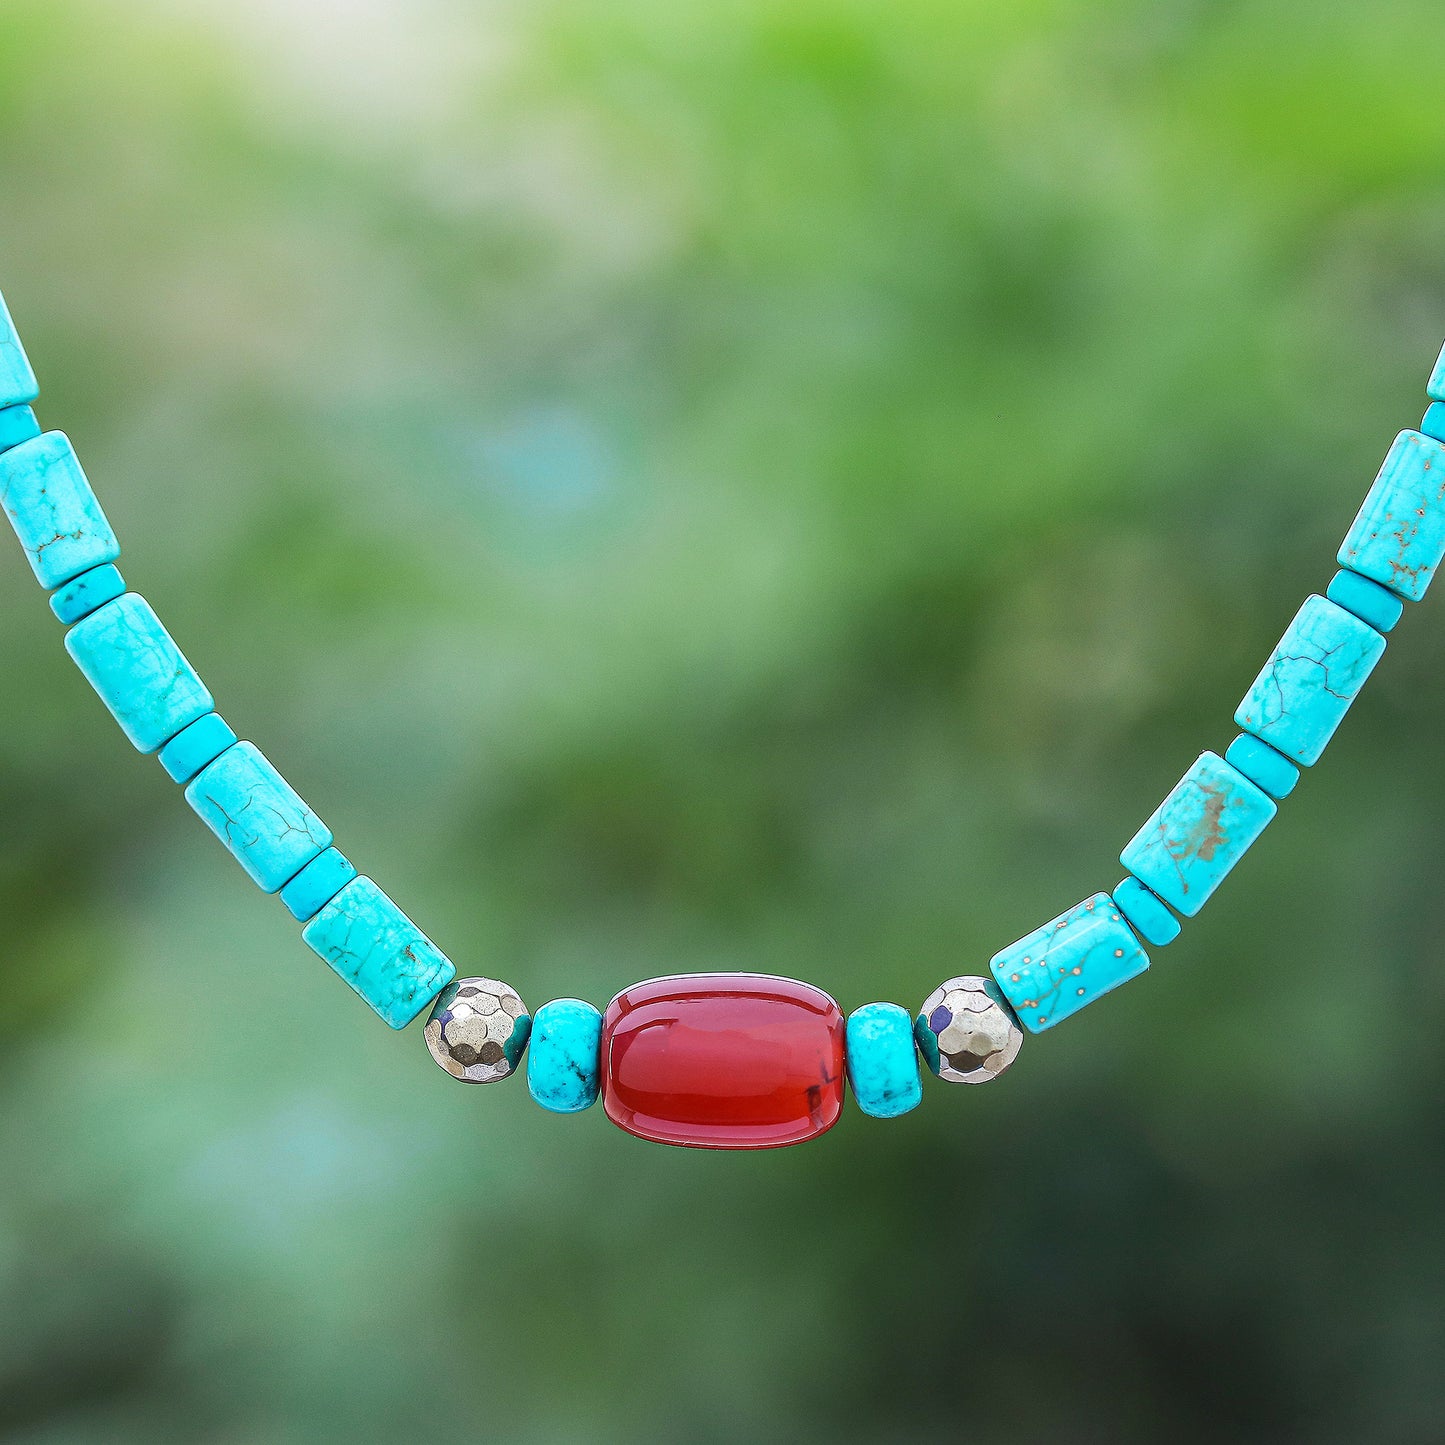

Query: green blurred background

[2,0,1445,1438]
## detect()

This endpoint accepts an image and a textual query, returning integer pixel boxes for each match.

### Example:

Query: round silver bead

[424,978,531,1083]
[915,976,1023,1084]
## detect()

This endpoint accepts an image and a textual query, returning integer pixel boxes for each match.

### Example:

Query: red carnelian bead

[600,974,846,1150]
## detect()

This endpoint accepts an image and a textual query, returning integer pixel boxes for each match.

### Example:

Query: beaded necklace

[3,287,1442,1149]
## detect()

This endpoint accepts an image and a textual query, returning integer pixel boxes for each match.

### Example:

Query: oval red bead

[600,974,847,1150]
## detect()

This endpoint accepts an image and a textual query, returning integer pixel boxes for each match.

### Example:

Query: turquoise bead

[845,1003,922,1118]
[1121,751,1276,917]
[0,290,38,409]
[0,404,39,453]
[1429,340,1445,403]
[65,593,213,752]
[1421,404,1445,444]
[1111,876,1181,946]
[302,876,456,1029]
[527,999,603,1113]
[185,741,332,892]
[1326,568,1404,634]
[1235,595,1385,766]
[990,894,1149,1033]
[0,432,120,588]
[1224,733,1300,799]
[1338,430,1445,601]
[49,562,126,625]
[157,712,238,783]
[280,846,358,922]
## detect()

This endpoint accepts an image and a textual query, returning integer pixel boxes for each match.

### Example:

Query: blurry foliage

[2,0,1445,1439]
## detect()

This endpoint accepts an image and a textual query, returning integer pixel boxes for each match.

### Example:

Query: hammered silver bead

[424,977,531,1083]
[915,976,1023,1084]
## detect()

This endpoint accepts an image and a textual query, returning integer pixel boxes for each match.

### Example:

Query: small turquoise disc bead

[49,563,126,625]
[990,894,1149,1033]
[1235,595,1385,767]
[1421,404,1445,445]
[302,876,456,1028]
[0,290,38,410]
[0,404,40,454]
[1338,430,1445,601]
[528,999,603,1113]
[1429,340,1445,403]
[1111,876,1181,947]
[1121,751,1276,917]
[65,593,214,752]
[1224,733,1300,800]
[845,1003,922,1119]
[279,846,358,922]
[157,712,238,784]
[1,432,120,588]
[185,741,331,892]
[1326,568,1404,635]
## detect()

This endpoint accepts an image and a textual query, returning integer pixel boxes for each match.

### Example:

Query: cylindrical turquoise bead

[1339,431,1445,601]
[184,741,331,892]
[1,432,120,588]
[65,593,214,752]
[1236,596,1385,766]
[157,712,238,784]
[0,290,38,410]
[280,846,358,922]
[49,563,126,625]
[1121,753,1275,917]
[845,1003,922,1119]
[991,893,1150,1032]
[301,876,456,1029]
[1111,876,1181,947]
[527,999,603,1114]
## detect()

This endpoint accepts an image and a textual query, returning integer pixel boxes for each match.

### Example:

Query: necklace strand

[3,286,1443,1149]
